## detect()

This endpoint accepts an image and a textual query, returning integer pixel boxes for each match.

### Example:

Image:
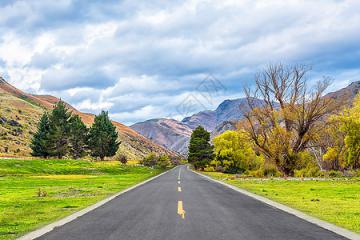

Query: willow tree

[332,93,360,169]
[242,64,339,176]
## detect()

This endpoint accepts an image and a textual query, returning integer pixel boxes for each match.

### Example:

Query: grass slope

[0,93,43,156]
[203,172,360,233]
[0,159,163,240]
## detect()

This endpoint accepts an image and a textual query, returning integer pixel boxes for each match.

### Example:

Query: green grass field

[203,172,360,233]
[0,159,163,240]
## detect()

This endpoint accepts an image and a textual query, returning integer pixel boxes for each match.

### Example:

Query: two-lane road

[37,165,347,240]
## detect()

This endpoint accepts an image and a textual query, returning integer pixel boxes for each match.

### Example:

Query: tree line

[31,101,120,160]
[188,63,360,177]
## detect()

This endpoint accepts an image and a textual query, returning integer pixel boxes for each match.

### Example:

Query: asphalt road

[37,165,347,240]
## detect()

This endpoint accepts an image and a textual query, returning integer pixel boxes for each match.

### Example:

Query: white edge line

[191,169,360,240]
[17,167,177,240]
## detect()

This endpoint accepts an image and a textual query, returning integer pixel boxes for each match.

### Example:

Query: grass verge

[0,159,163,240]
[202,171,360,233]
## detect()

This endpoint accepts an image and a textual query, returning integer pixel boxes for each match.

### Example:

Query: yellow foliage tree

[332,94,360,169]
[212,130,262,173]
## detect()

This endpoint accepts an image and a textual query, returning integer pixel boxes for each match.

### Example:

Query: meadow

[0,158,163,240]
[203,172,360,233]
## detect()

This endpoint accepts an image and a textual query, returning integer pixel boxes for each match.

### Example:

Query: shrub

[170,156,182,166]
[141,153,158,167]
[294,165,321,178]
[157,155,171,168]
[37,188,47,197]
[204,166,215,172]
[215,165,224,172]
[326,170,343,178]
[262,163,281,177]
[117,154,128,165]
[247,169,264,178]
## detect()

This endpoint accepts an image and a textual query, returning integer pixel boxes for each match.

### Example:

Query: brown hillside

[324,81,360,104]
[0,77,177,159]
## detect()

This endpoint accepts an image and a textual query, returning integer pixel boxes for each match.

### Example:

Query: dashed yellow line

[177,168,185,220]
[177,201,186,219]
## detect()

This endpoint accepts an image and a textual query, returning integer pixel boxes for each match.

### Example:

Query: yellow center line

[177,201,186,219]
[178,168,181,180]
[178,186,182,192]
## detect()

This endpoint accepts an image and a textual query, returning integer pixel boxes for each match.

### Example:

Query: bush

[204,166,215,172]
[244,163,281,178]
[117,154,128,165]
[326,170,343,178]
[141,153,158,167]
[215,165,224,172]
[294,165,321,178]
[170,156,182,166]
[246,169,264,178]
[262,163,281,177]
[344,169,360,177]
[157,155,171,168]
[37,188,47,197]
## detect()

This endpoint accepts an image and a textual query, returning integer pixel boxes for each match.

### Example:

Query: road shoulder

[191,169,360,240]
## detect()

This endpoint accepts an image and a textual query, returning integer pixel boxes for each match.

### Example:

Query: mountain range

[131,81,360,155]
[0,77,177,159]
[131,98,262,154]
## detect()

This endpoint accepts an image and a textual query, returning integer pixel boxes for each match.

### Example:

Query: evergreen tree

[31,112,50,157]
[88,111,120,160]
[47,101,72,158]
[69,115,88,159]
[188,126,214,169]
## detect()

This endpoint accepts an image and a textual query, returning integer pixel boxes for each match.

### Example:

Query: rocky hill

[181,110,216,132]
[181,98,256,132]
[131,118,193,155]
[0,77,176,159]
[324,81,360,104]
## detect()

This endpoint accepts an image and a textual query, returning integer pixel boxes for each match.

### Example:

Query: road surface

[37,165,347,240]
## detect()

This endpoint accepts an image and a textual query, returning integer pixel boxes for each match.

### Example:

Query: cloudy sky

[0,0,360,125]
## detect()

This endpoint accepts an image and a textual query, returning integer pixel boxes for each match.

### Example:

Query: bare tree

[242,63,340,176]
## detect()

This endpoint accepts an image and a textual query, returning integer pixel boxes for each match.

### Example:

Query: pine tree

[69,115,88,159]
[31,112,50,157]
[47,101,72,158]
[188,126,214,170]
[88,111,120,160]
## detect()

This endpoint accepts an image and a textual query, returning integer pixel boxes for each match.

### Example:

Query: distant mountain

[215,99,249,125]
[0,77,177,159]
[131,118,193,155]
[181,110,216,131]
[324,81,360,104]
[182,98,264,132]
[211,120,238,138]
[132,98,260,154]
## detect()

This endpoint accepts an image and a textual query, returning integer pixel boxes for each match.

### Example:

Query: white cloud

[74,99,114,112]
[0,0,360,124]
[110,105,166,125]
